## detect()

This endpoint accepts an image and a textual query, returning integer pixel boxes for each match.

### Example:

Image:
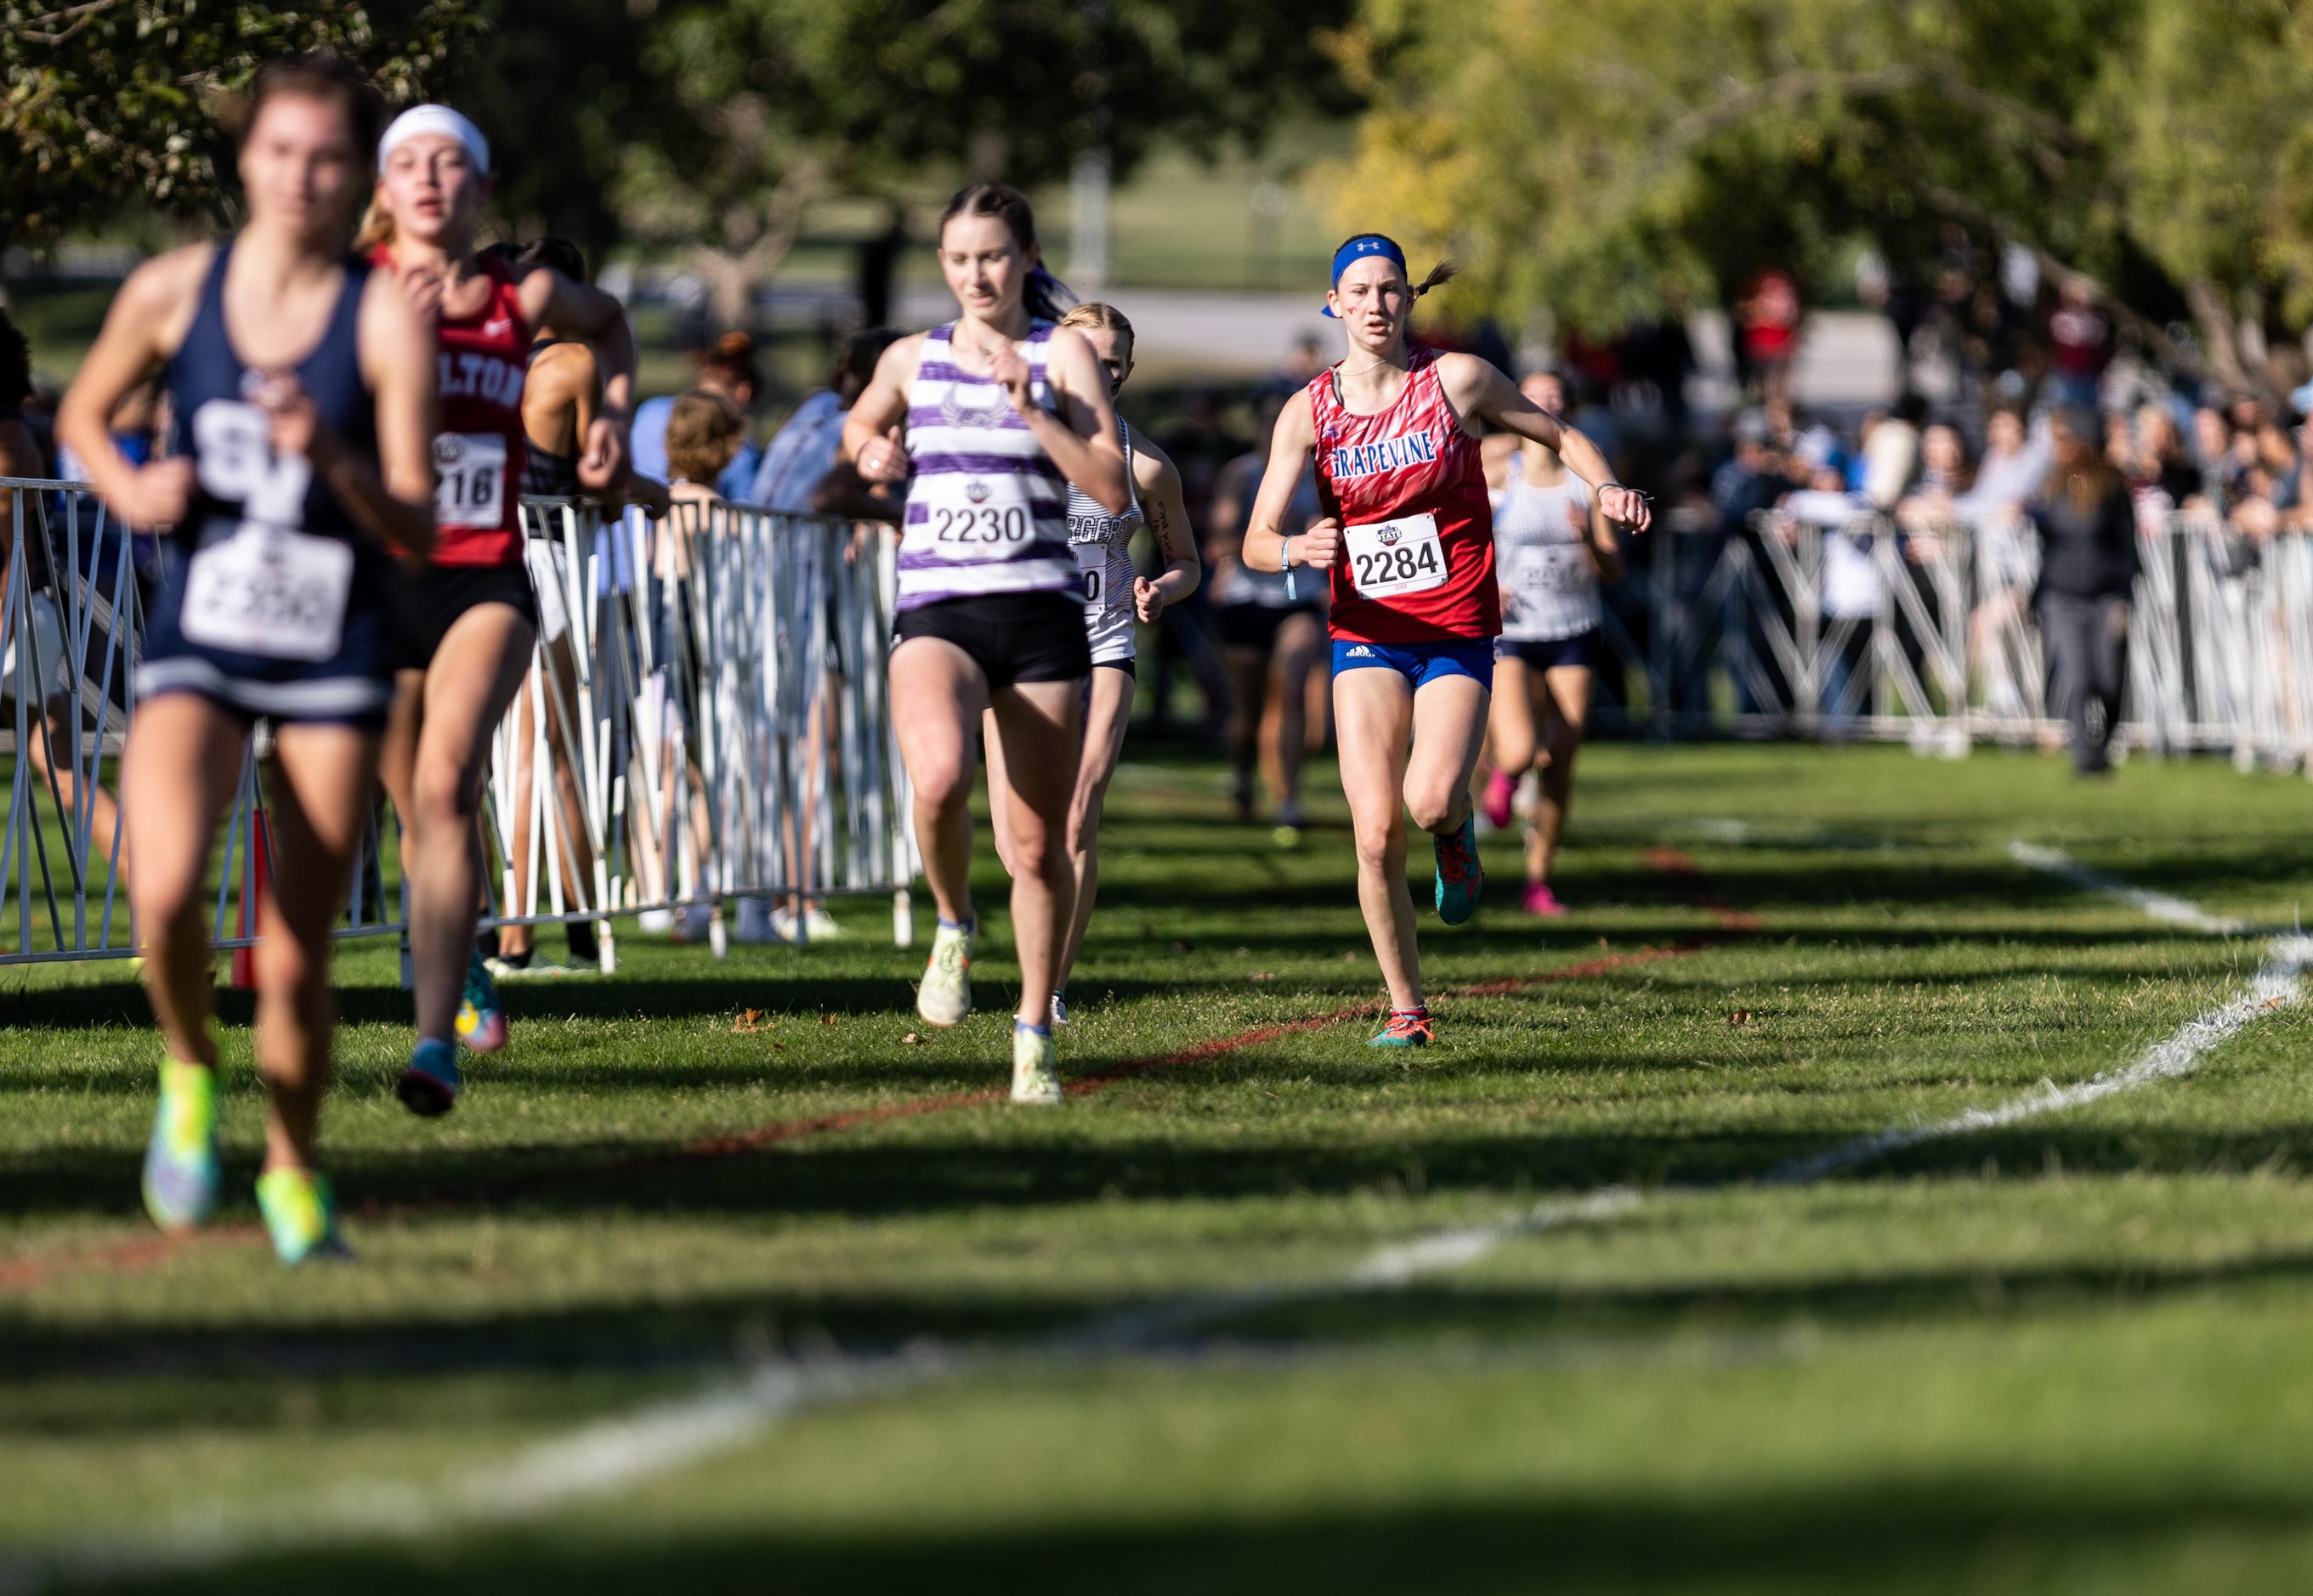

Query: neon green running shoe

[1011,1022,1063,1106]
[1433,812,1483,925]
[254,1167,349,1265]
[141,1058,220,1233]
[916,920,974,1027]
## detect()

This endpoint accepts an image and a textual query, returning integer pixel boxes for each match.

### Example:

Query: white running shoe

[802,907,845,942]
[916,921,974,1027]
[1050,992,1070,1027]
[1012,1025,1063,1105]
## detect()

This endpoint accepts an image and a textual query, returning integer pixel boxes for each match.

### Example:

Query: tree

[0,0,480,250]
[1326,0,2313,392]
[613,0,1356,330]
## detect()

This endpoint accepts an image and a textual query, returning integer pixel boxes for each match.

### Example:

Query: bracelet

[1283,535,1298,602]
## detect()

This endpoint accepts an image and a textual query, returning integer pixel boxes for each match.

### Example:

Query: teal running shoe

[255,1167,348,1264]
[1433,812,1483,925]
[141,1058,221,1233]
[395,1035,462,1118]
[1368,1010,1434,1048]
[456,947,507,1053]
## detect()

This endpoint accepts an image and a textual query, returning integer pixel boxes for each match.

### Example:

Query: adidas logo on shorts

[1346,645,1377,658]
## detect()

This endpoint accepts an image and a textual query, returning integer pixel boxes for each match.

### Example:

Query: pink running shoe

[1523,881,1568,918]
[1482,768,1516,831]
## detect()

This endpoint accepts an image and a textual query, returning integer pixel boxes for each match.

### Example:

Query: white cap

[377,104,490,173]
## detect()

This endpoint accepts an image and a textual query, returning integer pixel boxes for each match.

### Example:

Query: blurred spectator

[2031,409,2139,774]
[2126,404,2200,507]
[749,327,903,517]
[632,331,761,499]
[1735,268,1802,405]
[666,389,745,503]
[2190,405,2243,512]
[1896,422,1972,530]
[1710,410,1786,527]
[2047,279,2114,410]
[1862,392,1926,512]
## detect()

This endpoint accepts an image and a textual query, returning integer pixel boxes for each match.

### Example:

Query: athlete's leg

[1055,665,1135,995]
[1532,664,1593,886]
[1221,639,1269,818]
[122,695,247,1065]
[982,703,1017,877]
[252,722,379,1173]
[985,676,1085,1025]
[25,694,123,867]
[1402,674,1492,838]
[1333,665,1421,1011]
[1269,610,1324,818]
[891,637,989,928]
[400,604,536,1044]
[1487,656,1539,783]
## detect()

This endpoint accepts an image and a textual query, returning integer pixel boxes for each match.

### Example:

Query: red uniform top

[1309,348,1499,643]
[373,249,530,566]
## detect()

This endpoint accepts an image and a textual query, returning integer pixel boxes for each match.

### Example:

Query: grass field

[10,740,2313,1593]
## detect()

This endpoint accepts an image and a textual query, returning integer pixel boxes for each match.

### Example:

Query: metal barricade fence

[1,483,917,970]
[1593,507,2313,766]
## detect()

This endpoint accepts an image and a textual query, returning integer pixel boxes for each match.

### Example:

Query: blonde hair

[1056,301,1134,359]
[666,388,745,486]
[354,195,394,252]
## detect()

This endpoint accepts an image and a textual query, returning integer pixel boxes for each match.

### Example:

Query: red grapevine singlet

[374,249,531,566]
[1308,348,1499,643]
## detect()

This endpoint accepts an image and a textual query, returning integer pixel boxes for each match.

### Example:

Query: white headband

[377,105,490,173]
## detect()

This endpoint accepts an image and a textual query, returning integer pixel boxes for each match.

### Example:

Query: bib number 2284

[1345,512,1445,599]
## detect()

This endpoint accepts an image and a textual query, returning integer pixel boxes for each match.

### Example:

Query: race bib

[179,518,354,662]
[434,432,507,525]
[1344,512,1445,600]
[1074,541,1107,610]
[1511,545,1590,597]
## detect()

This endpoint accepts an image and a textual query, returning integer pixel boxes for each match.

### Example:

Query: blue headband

[1322,235,1408,317]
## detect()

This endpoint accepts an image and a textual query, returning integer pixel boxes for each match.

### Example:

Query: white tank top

[1492,457,1598,641]
[1068,418,1142,664]
[896,320,1079,611]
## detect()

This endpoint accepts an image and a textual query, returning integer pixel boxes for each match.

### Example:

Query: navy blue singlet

[146,238,402,726]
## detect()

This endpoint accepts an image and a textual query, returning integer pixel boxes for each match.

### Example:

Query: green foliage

[0,0,481,248]
[1330,0,2313,359]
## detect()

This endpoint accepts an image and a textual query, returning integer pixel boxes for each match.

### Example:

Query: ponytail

[1412,259,1459,299]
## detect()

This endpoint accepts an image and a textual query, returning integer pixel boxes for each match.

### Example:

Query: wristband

[1283,535,1297,603]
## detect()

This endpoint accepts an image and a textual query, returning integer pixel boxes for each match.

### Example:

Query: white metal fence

[1603,507,2313,767]
[0,483,917,969]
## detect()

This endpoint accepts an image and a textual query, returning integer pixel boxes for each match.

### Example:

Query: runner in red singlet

[1239,235,1648,1046]
[361,105,638,1115]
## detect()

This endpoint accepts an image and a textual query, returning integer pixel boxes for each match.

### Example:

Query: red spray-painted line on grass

[3,848,1755,1290]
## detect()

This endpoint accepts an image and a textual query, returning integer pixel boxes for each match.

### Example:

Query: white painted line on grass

[10,852,2304,1592]
[2007,839,2255,937]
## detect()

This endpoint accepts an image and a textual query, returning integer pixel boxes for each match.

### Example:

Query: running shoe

[1368,1010,1434,1048]
[1050,992,1070,1027]
[1433,812,1484,925]
[1011,1023,1063,1105]
[1482,768,1516,831]
[1523,881,1568,918]
[802,907,846,942]
[1272,823,1304,851]
[254,1167,348,1265]
[917,921,974,1027]
[456,947,507,1053]
[395,1036,462,1118]
[141,1057,220,1234]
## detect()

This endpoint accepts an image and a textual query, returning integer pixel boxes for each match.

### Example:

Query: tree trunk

[687,161,830,335]
[2185,277,2263,398]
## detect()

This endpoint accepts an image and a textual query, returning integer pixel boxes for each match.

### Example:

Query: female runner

[984,302,1200,1025]
[58,56,437,1259]
[1479,368,1622,916]
[842,183,1131,1103]
[361,106,638,1116]
[1240,235,1648,1046]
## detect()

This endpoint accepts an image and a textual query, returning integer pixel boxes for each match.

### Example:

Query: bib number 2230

[1344,512,1445,599]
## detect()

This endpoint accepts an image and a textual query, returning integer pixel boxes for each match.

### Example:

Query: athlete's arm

[1580,492,1625,584]
[842,333,922,483]
[55,248,205,529]
[1241,391,1338,572]
[331,266,438,557]
[1127,427,1199,621]
[995,325,1129,516]
[522,269,636,493]
[1444,354,1652,533]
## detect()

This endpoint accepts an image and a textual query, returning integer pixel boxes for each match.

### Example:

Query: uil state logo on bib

[966,479,990,504]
